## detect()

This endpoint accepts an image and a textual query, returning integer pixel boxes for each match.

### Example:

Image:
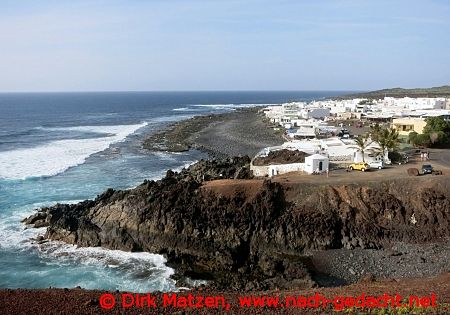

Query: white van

[368,160,384,170]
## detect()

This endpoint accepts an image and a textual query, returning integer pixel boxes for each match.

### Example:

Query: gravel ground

[143,107,284,158]
[190,108,284,157]
[306,240,450,286]
[1,273,449,315]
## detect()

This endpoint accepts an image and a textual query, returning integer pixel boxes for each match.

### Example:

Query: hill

[338,85,450,99]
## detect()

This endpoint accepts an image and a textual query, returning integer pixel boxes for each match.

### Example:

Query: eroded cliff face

[24,165,450,290]
[289,182,450,251]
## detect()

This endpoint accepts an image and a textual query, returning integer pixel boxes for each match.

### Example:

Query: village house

[250,147,329,177]
[391,117,427,135]
[251,136,389,178]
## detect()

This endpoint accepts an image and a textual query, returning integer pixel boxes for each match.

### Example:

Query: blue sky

[0,0,449,91]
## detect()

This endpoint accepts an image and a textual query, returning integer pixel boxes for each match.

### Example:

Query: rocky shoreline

[23,156,450,291]
[16,107,450,315]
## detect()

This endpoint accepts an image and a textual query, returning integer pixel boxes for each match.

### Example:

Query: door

[319,161,323,171]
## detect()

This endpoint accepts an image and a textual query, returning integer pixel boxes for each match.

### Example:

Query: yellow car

[348,162,370,172]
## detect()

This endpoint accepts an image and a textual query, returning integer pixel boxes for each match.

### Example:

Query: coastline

[143,107,285,158]
[9,102,450,314]
[22,163,450,290]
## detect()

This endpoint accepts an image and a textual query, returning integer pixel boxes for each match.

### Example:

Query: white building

[252,162,306,177]
[304,154,329,174]
[263,102,330,126]
[302,107,330,119]
[263,97,449,132]
[250,150,330,177]
[382,97,447,110]
[280,137,390,164]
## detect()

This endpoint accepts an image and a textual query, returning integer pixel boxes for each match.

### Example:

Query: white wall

[250,163,305,177]
[251,165,270,177]
[304,157,329,174]
[353,150,390,163]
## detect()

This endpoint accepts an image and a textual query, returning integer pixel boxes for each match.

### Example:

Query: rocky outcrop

[407,168,420,176]
[24,160,450,290]
[252,149,308,166]
[180,156,253,181]
[26,177,311,290]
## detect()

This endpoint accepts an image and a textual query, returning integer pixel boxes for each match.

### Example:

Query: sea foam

[0,197,176,292]
[0,199,84,250]
[37,242,176,292]
[0,123,147,180]
[192,103,275,110]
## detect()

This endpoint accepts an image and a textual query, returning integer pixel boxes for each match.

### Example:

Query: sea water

[0,91,346,292]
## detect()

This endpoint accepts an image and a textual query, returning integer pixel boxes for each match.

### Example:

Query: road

[430,148,450,167]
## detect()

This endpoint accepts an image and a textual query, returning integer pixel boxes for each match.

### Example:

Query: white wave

[0,212,175,291]
[0,208,45,250]
[37,241,176,291]
[192,103,275,110]
[40,243,171,274]
[0,123,147,180]
[174,160,198,172]
[192,103,235,108]
[0,199,83,250]
[39,124,148,135]
[172,107,207,112]
[0,199,176,292]
[149,114,194,123]
[151,151,179,162]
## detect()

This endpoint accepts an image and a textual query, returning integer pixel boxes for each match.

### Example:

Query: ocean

[0,91,346,292]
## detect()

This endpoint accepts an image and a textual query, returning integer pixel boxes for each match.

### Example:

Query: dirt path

[271,158,450,186]
[431,148,450,167]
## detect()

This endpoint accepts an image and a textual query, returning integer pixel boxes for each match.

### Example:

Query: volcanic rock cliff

[24,158,450,290]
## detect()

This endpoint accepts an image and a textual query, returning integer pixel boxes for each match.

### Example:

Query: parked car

[338,129,351,139]
[368,160,385,170]
[422,164,433,174]
[388,151,409,165]
[348,162,370,172]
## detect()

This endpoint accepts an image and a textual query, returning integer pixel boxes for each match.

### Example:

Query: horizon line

[0,89,363,94]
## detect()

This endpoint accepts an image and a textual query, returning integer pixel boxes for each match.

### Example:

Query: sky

[0,0,449,92]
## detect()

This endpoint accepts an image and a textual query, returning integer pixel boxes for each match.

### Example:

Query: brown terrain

[1,273,449,314]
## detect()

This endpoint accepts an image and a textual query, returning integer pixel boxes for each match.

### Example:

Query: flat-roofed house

[304,154,329,174]
[392,118,427,135]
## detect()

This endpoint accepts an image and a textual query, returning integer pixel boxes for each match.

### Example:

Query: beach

[143,107,285,157]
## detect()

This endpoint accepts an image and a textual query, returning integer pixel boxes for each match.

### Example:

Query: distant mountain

[337,85,450,99]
